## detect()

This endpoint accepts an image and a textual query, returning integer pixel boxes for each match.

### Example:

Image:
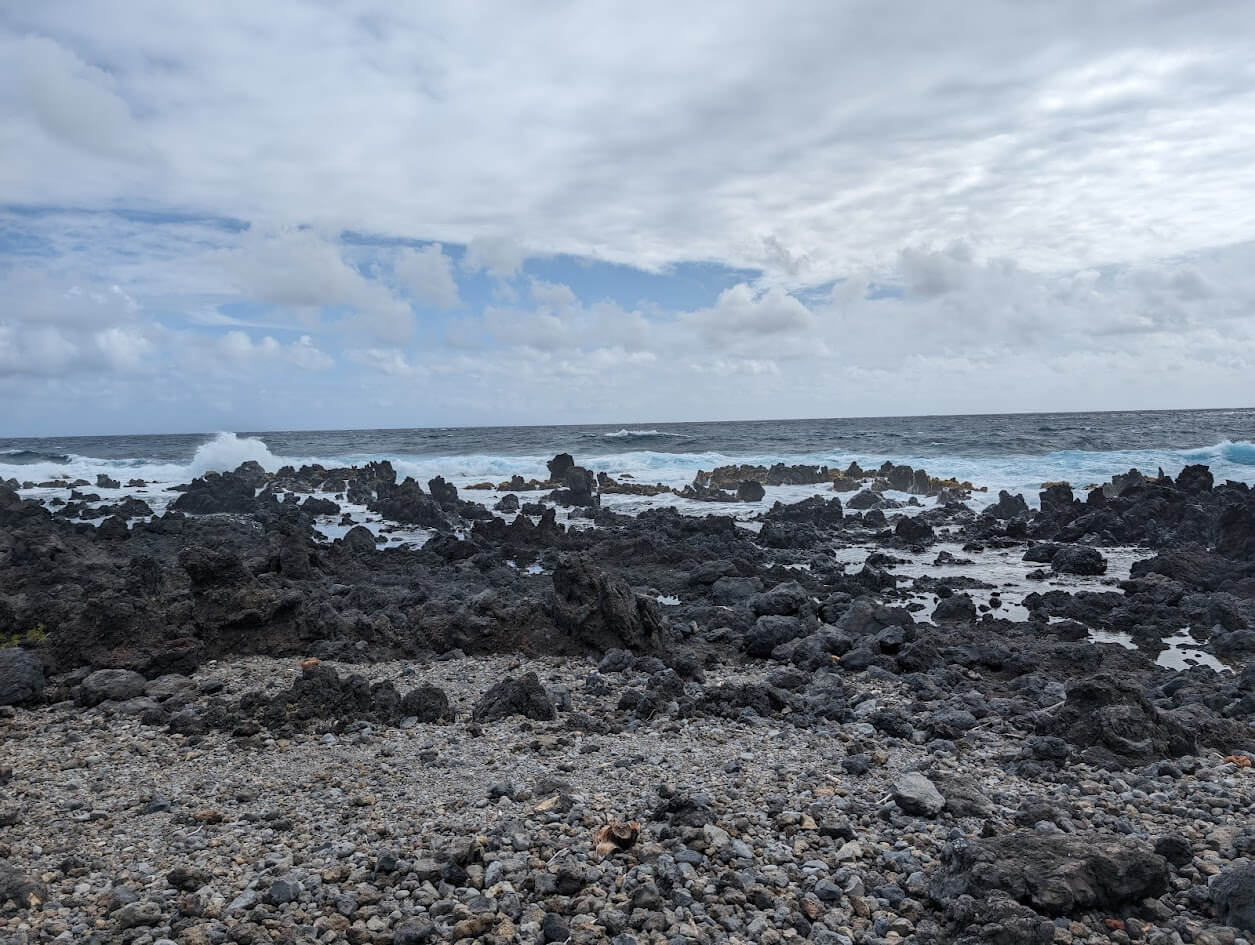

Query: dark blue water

[2,409,1253,500]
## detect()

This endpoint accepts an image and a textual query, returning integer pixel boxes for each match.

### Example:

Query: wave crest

[187,433,282,476]
[600,429,689,439]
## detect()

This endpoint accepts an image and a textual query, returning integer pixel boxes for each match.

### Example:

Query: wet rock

[932,593,977,622]
[341,525,378,555]
[369,478,449,528]
[985,490,1030,520]
[1050,545,1107,575]
[895,516,935,543]
[547,453,575,481]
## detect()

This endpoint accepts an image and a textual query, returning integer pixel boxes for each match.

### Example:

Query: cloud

[3,4,1255,431]
[215,229,415,342]
[687,284,815,346]
[11,35,153,162]
[348,347,425,377]
[462,236,529,280]
[395,244,460,308]
[216,330,333,370]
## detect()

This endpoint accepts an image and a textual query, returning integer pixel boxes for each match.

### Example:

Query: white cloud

[687,284,815,346]
[462,236,529,280]
[215,229,415,342]
[348,347,425,377]
[216,330,333,371]
[3,3,1255,430]
[395,244,460,308]
[11,35,153,162]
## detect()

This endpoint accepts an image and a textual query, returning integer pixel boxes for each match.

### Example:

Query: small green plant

[0,624,47,648]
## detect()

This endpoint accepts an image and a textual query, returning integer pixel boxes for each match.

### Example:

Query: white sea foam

[5,433,1255,515]
[600,429,689,439]
[187,432,284,476]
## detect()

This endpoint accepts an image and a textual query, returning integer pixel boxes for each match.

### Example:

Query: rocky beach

[2,452,1254,945]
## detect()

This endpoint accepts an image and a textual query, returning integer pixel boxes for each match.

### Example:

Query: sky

[2,1,1254,436]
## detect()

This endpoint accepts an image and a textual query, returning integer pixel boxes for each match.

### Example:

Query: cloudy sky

[2,1,1254,436]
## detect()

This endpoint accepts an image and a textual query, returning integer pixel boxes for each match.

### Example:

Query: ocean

[2,409,1254,514]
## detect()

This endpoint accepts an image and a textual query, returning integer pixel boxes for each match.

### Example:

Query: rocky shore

[1,456,1254,944]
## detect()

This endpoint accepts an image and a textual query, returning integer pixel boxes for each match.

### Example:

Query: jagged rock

[0,649,45,706]
[301,496,341,516]
[736,480,765,502]
[744,615,804,657]
[930,831,1168,915]
[847,490,882,510]
[341,525,379,555]
[1211,862,1255,932]
[892,772,945,816]
[1050,545,1106,575]
[985,491,1030,520]
[178,546,252,588]
[426,476,459,509]
[0,865,48,909]
[933,594,976,622]
[547,454,575,481]
[400,684,455,723]
[550,557,669,653]
[1035,674,1197,767]
[369,479,449,528]
[170,472,260,515]
[1176,463,1214,494]
[895,516,934,543]
[472,672,556,722]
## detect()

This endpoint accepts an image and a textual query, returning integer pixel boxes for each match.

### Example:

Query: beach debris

[593,820,641,857]
[300,657,320,673]
[1224,755,1252,768]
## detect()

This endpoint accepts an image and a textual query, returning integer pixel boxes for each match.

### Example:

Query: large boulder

[736,480,765,502]
[1035,674,1196,767]
[749,581,809,617]
[894,516,935,543]
[892,772,945,816]
[426,476,459,509]
[744,615,804,658]
[80,668,147,706]
[551,467,597,507]
[369,479,449,529]
[1176,464,1214,494]
[546,453,575,481]
[1050,545,1107,575]
[550,557,670,653]
[472,672,556,723]
[0,649,45,707]
[400,684,455,723]
[170,472,260,515]
[930,831,1168,915]
[985,490,1030,520]
[1212,862,1255,932]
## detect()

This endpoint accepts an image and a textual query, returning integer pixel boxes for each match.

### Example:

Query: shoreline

[1,452,1254,943]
